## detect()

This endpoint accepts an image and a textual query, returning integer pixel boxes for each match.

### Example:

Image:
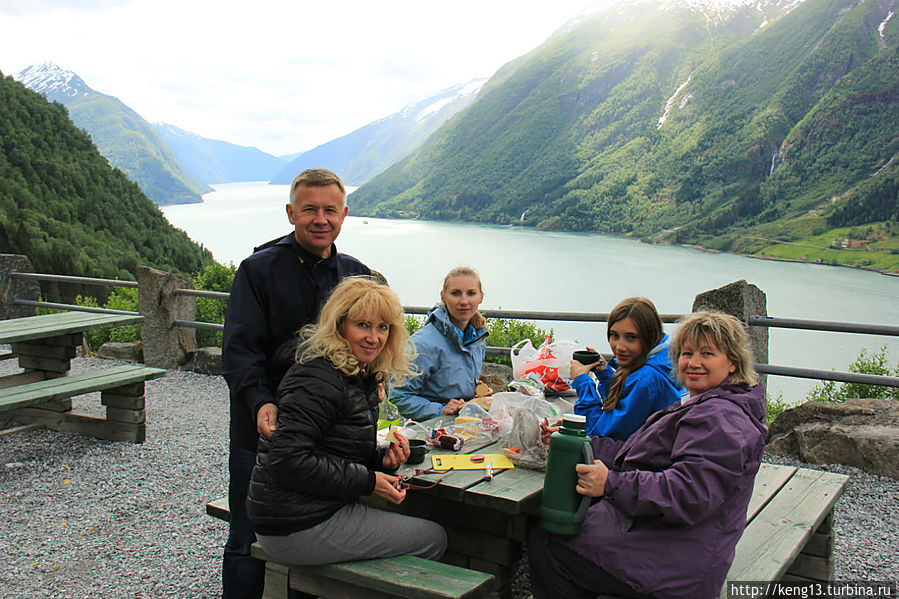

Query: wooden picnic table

[0,311,164,442]
[392,423,543,599]
[0,310,144,344]
[0,311,144,384]
[392,419,849,599]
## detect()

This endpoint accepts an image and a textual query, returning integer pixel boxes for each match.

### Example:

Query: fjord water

[161,182,899,404]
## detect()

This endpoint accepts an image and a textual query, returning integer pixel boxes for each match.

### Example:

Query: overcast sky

[0,0,598,156]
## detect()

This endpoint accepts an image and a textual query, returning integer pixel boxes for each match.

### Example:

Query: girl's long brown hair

[604,297,664,411]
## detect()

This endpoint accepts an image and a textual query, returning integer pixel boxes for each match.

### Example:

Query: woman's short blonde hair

[670,311,758,386]
[297,277,417,384]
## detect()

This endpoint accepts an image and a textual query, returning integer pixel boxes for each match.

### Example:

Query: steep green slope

[0,72,213,280]
[63,93,211,205]
[16,63,210,206]
[350,0,897,269]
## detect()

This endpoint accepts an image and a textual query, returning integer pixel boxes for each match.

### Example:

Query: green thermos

[539,413,594,536]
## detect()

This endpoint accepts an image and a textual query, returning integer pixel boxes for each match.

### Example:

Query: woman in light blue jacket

[389,267,488,421]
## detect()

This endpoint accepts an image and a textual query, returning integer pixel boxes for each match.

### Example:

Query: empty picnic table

[0,311,165,442]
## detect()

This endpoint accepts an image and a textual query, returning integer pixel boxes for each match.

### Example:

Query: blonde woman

[390,266,489,420]
[247,277,446,565]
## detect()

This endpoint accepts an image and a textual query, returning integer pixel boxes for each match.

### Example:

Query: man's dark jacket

[247,357,384,535]
[222,233,370,451]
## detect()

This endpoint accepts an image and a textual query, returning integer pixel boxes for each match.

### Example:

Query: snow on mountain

[14,62,92,98]
[560,0,807,31]
[414,79,486,121]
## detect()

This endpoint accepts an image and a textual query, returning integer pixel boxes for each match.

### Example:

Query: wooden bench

[722,463,849,595]
[205,498,497,599]
[0,364,166,442]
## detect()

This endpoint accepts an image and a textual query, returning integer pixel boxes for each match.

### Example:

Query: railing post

[0,254,40,319]
[136,266,197,368]
[692,279,768,388]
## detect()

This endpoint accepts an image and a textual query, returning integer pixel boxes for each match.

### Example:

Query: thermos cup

[539,413,594,535]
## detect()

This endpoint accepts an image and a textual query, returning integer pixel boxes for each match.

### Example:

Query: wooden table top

[0,311,143,344]
[398,426,546,516]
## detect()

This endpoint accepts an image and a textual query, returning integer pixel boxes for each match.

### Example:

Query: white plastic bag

[510,335,579,393]
[488,391,556,436]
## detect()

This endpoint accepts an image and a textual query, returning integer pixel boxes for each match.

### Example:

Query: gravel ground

[1,356,897,598]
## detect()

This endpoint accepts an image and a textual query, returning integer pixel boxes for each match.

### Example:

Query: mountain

[153,123,286,184]
[0,70,212,282]
[349,0,898,264]
[270,79,487,186]
[15,63,210,205]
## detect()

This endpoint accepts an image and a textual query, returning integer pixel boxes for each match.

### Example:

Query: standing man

[221,168,371,598]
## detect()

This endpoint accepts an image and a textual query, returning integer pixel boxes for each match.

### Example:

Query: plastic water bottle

[539,413,594,536]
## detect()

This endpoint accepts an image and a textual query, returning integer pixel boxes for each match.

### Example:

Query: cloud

[0,0,124,16]
[1,0,599,154]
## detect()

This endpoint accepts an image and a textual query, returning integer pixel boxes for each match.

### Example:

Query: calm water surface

[162,182,899,403]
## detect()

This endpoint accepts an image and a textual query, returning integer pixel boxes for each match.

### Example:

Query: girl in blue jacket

[569,297,683,440]
[389,266,488,421]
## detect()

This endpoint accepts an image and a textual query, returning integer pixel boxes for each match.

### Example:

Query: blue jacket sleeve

[388,341,444,421]
[572,372,605,429]
[580,367,666,441]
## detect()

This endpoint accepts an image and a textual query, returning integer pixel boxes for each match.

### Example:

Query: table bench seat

[206,499,496,599]
[723,463,848,594]
[0,364,166,442]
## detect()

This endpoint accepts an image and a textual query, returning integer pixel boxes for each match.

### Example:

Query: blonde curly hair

[297,277,417,385]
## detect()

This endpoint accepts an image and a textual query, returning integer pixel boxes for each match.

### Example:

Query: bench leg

[263,561,290,599]
[12,381,148,443]
[100,382,147,443]
[783,511,836,582]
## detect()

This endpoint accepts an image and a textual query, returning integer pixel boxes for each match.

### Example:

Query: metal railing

[8,271,899,390]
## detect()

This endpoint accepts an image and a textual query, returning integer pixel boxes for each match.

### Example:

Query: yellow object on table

[430,453,515,470]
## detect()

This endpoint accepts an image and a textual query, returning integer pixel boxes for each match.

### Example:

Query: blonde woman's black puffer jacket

[247,357,384,535]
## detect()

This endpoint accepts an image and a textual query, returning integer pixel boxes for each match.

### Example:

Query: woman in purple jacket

[529,311,768,599]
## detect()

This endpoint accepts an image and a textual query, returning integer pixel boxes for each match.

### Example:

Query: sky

[0,0,598,156]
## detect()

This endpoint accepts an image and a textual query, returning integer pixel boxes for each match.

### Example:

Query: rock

[767,398,899,479]
[181,347,222,375]
[136,266,197,369]
[97,341,144,363]
[0,254,40,319]
[692,278,768,371]
[481,362,513,391]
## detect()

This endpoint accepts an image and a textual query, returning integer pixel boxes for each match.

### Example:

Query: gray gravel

[1,356,897,598]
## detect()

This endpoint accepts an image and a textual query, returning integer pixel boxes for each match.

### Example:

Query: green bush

[404,314,426,336]
[74,288,140,351]
[765,392,790,425]
[192,262,237,347]
[806,345,899,402]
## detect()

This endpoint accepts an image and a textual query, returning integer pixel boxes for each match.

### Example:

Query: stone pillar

[692,279,768,385]
[136,266,197,368]
[0,254,40,319]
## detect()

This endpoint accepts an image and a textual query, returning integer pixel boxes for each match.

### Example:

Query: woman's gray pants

[256,500,447,565]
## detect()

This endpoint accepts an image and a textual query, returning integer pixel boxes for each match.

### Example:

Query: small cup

[572,350,601,365]
[406,439,429,465]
